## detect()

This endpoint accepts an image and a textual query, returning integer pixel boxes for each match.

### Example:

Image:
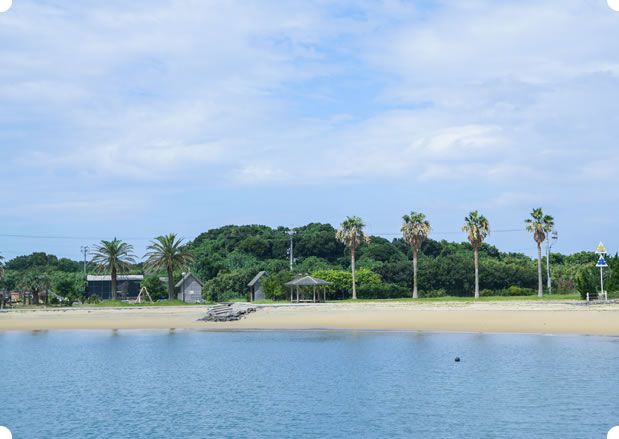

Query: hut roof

[87,275,144,281]
[285,276,331,286]
[175,272,203,288]
[247,271,267,287]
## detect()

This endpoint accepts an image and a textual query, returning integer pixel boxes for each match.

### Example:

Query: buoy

[454,357,461,362]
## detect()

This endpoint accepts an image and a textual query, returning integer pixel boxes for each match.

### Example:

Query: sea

[1,330,617,438]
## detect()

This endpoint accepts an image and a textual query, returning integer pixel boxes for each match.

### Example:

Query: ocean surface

[1,330,617,438]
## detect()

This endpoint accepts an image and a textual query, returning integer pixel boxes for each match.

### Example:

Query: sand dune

[0,302,618,335]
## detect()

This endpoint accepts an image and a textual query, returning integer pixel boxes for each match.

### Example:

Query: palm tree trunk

[351,245,357,300]
[412,247,418,299]
[111,267,117,300]
[537,242,543,297]
[167,267,175,301]
[474,247,480,299]
[32,289,40,305]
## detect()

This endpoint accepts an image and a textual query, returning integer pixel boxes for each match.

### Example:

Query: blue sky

[0,0,618,260]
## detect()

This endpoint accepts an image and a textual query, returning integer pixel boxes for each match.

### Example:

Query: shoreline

[1,302,619,336]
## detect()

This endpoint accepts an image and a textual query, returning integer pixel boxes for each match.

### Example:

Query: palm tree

[462,211,490,299]
[336,216,368,300]
[144,233,194,301]
[91,238,136,300]
[525,208,554,297]
[401,212,431,299]
[19,272,51,305]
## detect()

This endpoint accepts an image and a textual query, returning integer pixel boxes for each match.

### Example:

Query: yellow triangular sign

[595,242,607,254]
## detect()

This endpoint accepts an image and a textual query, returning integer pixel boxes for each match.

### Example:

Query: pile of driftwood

[200,303,257,322]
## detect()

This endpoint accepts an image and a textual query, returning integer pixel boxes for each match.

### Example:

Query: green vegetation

[86,299,196,308]
[90,239,136,300]
[401,211,431,299]
[1,213,617,306]
[525,208,555,297]
[144,233,194,300]
[335,216,369,300]
[462,211,490,299]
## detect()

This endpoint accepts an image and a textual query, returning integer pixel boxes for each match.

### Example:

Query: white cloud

[1,0,618,203]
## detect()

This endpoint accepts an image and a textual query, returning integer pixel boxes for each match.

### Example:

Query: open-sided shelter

[285,276,330,303]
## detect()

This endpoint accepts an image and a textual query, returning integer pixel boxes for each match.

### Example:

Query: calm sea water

[1,330,617,438]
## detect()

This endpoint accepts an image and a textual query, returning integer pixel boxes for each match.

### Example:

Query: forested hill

[1,223,615,302]
[186,223,614,301]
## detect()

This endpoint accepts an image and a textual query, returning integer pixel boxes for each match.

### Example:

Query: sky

[0,0,618,261]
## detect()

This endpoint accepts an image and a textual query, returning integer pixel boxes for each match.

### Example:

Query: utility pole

[546,231,558,293]
[80,246,89,277]
[287,230,295,271]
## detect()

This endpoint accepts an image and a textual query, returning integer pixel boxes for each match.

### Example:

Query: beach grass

[85,299,203,308]
[335,294,580,303]
[254,294,581,304]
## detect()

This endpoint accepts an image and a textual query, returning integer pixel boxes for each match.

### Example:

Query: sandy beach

[1,301,618,335]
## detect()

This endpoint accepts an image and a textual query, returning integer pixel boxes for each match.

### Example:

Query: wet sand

[1,302,618,336]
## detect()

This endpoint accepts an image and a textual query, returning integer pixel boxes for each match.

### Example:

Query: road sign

[596,256,608,268]
[595,242,607,254]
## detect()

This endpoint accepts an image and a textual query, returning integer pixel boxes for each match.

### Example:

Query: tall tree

[336,216,368,300]
[91,238,136,300]
[19,272,51,305]
[525,208,555,297]
[401,212,431,299]
[144,233,194,301]
[462,211,490,299]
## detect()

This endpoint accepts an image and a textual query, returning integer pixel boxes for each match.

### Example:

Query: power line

[0,227,528,241]
[0,233,153,241]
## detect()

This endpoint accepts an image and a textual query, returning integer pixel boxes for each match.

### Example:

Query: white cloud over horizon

[1,0,618,257]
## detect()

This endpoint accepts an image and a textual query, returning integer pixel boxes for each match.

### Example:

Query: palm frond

[143,233,194,274]
[401,211,431,250]
[525,208,554,244]
[462,210,490,248]
[336,216,368,249]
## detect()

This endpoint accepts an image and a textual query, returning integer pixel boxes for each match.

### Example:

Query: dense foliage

[1,223,616,302]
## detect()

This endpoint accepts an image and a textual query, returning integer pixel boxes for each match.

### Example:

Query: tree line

[0,208,616,304]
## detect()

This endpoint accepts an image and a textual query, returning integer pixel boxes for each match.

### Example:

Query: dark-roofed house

[87,275,143,300]
[176,272,203,303]
[248,271,267,302]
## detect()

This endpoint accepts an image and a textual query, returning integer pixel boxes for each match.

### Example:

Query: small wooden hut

[248,271,267,302]
[285,276,330,303]
[176,272,204,303]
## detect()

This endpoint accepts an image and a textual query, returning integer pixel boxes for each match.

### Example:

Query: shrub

[498,285,536,296]
[85,295,101,304]
[203,270,252,302]
[141,275,167,301]
[575,266,597,300]
[420,289,447,298]
[312,268,383,299]
[262,271,295,301]
[357,283,409,299]
[480,289,495,297]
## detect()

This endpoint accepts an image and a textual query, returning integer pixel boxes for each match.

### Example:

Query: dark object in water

[454,357,461,362]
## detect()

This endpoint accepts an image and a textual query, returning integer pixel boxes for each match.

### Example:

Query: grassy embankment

[253,294,581,304]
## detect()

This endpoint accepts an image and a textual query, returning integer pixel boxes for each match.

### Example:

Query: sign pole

[600,266,604,300]
[595,242,608,301]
